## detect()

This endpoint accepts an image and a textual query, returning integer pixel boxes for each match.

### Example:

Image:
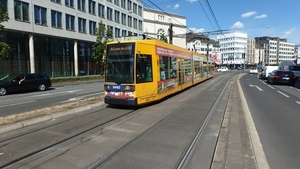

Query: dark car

[267,70,297,86]
[0,73,52,96]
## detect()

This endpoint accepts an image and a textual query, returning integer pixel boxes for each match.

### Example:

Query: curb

[0,102,104,134]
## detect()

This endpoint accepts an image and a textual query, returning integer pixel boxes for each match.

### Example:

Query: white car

[217,67,228,72]
[249,68,258,74]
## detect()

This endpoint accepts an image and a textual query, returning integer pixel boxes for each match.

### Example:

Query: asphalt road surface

[0,80,104,117]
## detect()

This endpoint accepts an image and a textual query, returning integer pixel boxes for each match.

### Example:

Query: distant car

[217,67,228,72]
[249,68,258,74]
[0,73,52,96]
[267,70,297,86]
[237,67,243,70]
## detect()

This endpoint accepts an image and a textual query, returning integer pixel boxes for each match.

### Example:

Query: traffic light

[242,53,245,59]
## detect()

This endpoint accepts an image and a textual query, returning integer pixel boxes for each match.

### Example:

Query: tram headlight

[125,85,135,91]
[104,84,110,91]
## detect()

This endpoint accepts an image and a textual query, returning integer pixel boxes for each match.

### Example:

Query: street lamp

[243,46,247,72]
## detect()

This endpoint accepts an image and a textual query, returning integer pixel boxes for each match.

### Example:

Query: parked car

[249,68,258,74]
[0,73,52,96]
[217,67,228,72]
[267,70,297,86]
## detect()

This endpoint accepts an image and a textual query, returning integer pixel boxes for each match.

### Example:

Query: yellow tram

[104,37,214,106]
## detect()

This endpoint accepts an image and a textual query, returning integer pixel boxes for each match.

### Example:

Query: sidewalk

[211,74,265,169]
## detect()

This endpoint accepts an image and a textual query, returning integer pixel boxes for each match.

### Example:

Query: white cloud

[174,4,180,9]
[231,21,244,29]
[242,11,257,18]
[167,5,171,8]
[285,27,296,35]
[187,27,205,33]
[254,14,267,19]
[186,0,197,3]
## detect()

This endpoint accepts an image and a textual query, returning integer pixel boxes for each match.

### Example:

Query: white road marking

[267,85,274,89]
[249,84,263,91]
[58,92,104,103]
[278,91,290,98]
[296,101,300,105]
[0,100,36,108]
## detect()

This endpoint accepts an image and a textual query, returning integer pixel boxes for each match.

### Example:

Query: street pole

[243,46,246,72]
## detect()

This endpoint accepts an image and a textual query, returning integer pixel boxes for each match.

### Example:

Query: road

[240,73,300,169]
[0,80,105,117]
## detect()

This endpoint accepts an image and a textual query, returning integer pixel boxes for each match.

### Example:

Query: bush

[51,75,104,84]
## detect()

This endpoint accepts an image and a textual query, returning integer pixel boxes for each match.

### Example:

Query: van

[260,66,278,79]
[278,62,294,70]
[288,65,300,80]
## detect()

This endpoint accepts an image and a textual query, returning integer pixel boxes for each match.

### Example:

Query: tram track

[0,106,140,168]
[0,74,233,168]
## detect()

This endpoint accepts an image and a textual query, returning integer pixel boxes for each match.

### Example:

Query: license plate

[282,77,289,80]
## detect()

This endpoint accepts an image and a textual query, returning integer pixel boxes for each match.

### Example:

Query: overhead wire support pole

[168,23,173,44]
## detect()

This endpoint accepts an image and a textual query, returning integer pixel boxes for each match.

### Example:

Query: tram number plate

[109,85,124,90]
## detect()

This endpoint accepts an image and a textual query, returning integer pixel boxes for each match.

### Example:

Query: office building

[0,0,144,77]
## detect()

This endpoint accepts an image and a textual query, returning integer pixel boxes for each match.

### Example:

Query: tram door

[178,60,184,86]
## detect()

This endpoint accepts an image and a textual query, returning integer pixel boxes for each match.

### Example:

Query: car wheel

[0,87,7,96]
[38,84,46,91]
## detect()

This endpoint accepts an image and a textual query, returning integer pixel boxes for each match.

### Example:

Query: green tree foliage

[160,34,168,43]
[92,21,113,75]
[0,2,10,61]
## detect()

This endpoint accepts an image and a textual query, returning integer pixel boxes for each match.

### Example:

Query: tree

[0,2,10,61]
[92,20,113,75]
[160,34,168,43]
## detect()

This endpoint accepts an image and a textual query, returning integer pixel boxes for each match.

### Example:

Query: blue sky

[143,0,300,44]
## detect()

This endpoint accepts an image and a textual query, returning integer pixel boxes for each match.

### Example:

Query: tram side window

[136,54,153,83]
[159,56,170,80]
[195,61,200,74]
[170,57,177,78]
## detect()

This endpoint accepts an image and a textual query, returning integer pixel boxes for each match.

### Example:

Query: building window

[121,0,125,9]
[14,0,29,22]
[65,0,74,7]
[121,13,126,25]
[78,17,86,33]
[51,0,61,3]
[133,3,137,14]
[51,10,62,28]
[122,30,126,37]
[133,18,137,29]
[107,7,113,21]
[89,20,96,35]
[127,0,132,11]
[66,14,75,31]
[34,5,47,25]
[1,0,8,12]
[88,0,95,15]
[98,3,105,18]
[78,0,85,12]
[114,0,119,6]
[107,0,112,2]
[115,27,120,38]
[138,20,142,31]
[128,16,132,27]
[114,10,120,23]
[138,6,142,16]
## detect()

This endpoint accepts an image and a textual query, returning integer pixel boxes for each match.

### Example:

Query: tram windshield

[105,43,135,84]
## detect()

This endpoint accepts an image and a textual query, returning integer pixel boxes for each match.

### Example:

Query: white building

[143,7,186,48]
[217,32,247,67]
[255,37,295,66]
[0,0,144,77]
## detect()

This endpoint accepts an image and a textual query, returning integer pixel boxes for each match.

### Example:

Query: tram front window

[105,43,135,84]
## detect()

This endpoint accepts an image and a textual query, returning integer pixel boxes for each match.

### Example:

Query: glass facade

[0,32,100,78]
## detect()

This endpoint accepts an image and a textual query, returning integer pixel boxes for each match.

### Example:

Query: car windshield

[105,43,135,84]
